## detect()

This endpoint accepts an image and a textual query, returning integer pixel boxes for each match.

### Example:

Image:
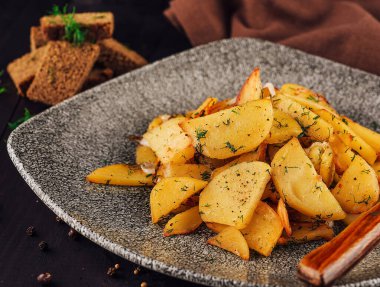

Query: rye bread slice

[30,26,47,51]
[97,38,147,76]
[7,46,47,96]
[40,12,114,42]
[27,41,99,105]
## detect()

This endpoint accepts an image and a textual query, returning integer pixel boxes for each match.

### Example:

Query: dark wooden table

[0,1,202,286]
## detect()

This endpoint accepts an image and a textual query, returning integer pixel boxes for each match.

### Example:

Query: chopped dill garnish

[195,128,208,141]
[224,141,243,153]
[307,95,319,103]
[50,4,86,45]
[201,170,211,181]
[8,108,32,130]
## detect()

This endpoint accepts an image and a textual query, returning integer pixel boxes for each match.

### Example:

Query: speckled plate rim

[7,38,380,287]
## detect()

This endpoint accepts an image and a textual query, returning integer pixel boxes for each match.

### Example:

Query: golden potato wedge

[205,222,229,233]
[211,144,267,178]
[265,109,302,144]
[305,142,324,172]
[280,83,333,110]
[271,138,346,220]
[171,195,199,214]
[187,97,218,119]
[273,95,333,141]
[199,161,271,229]
[135,145,157,165]
[332,155,379,213]
[277,222,334,245]
[277,198,292,236]
[372,161,380,181]
[147,114,171,131]
[329,135,355,174]
[241,201,283,256]
[342,213,361,225]
[143,117,195,164]
[207,98,233,114]
[150,177,207,223]
[317,109,377,165]
[341,116,380,153]
[320,144,335,187]
[235,67,262,105]
[158,164,212,181]
[180,99,273,159]
[207,226,250,260]
[288,209,317,223]
[163,206,203,236]
[86,164,153,186]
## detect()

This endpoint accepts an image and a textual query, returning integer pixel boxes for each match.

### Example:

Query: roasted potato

[277,222,334,245]
[205,222,229,233]
[143,117,195,164]
[199,161,271,229]
[265,109,302,144]
[241,201,283,256]
[135,145,157,166]
[187,97,218,118]
[180,99,273,159]
[86,164,153,186]
[148,114,171,131]
[372,161,380,181]
[332,155,379,213]
[273,95,333,141]
[277,198,292,236]
[164,206,203,236]
[207,226,250,260]
[271,138,346,220]
[158,164,212,181]
[150,177,207,223]
[235,67,262,105]
[329,135,355,174]
[317,109,377,165]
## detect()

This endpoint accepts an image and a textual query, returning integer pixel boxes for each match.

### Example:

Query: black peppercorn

[38,241,48,251]
[26,226,35,236]
[68,228,78,239]
[37,272,52,285]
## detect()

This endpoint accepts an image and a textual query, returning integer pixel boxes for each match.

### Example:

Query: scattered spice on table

[8,108,32,130]
[55,216,62,223]
[68,228,78,239]
[106,266,117,277]
[36,272,52,285]
[133,266,141,275]
[38,241,48,251]
[26,226,35,236]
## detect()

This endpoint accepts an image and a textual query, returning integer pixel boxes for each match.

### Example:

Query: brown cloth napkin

[165,0,380,75]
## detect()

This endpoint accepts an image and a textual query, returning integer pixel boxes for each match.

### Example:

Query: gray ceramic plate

[8,38,380,287]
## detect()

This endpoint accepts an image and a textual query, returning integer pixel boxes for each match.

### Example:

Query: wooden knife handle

[298,203,380,286]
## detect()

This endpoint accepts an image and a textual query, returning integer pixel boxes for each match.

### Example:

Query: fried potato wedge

[373,161,380,181]
[158,164,212,181]
[171,195,199,214]
[199,161,271,229]
[271,138,346,220]
[332,155,379,213]
[277,222,334,245]
[207,98,233,114]
[147,114,171,131]
[341,116,380,153]
[143,117,195,164]
[211,144,266,178]
[135,145,157,165]
[150,177,207,223]
[205,222,230,233]
[329,135,355,174]
[180,99,273,159]
[187,97,218,119]
[273,95,333,141]
[163,206,203,236]
[277,198,292,236]
[320,144,335,187]
[241,201,283,256]
[265,109,302,144]
[86,164,153,186]
[317,110,377,165]
[207,226,250,260]
[235,67,262,105]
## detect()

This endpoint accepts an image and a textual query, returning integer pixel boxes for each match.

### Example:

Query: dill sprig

[8,108,32,130]
[50,4,86,46]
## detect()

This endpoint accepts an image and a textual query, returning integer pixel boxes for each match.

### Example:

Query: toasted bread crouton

[98,38,147,76]
[27,41,99,105]
[40,12,114,42]
[7,46,47,96]
[30,26,47,51]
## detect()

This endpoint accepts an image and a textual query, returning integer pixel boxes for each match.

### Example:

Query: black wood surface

[0,1,201,286]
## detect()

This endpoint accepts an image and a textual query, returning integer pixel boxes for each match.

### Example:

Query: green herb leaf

[8,108,32,130]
